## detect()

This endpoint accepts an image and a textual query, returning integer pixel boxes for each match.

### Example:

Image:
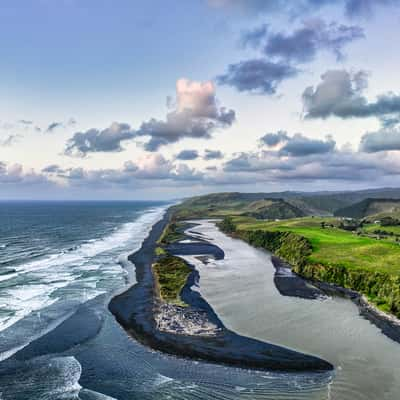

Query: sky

[1,0,400,200]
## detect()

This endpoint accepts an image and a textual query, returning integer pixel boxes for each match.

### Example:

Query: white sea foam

[0,272,18,282]
[0,356,83,399]
[153,373,174,387]
[79,389,119,400]
[0,205,168,361]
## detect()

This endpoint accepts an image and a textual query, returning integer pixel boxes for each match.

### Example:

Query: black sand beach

[109,212,333,372]
[270,256,326,300]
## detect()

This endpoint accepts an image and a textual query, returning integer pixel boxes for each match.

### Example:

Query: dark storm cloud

[204,149,224,160]
[51,155,204,187]
[208,0,399,17]
[279,134,336,156]
[65,79,236,155]
[260,131,289,146]
[224,151,295,172]
[260,131,336,156]
[217,59,298,94]
[136,106,235,152]
[303,70,400,120]
[219,129,400,184]
[42,164,65,174]
[345,0,400,17]
[175,149,200,160]
[220,17,362,95]
[241,24,268,48]
[46,122,63,133]
[360,128,400,153]
[263,20,364,63]
[65,122,136,156]
[0,163,53,185]
[222,145,400,184]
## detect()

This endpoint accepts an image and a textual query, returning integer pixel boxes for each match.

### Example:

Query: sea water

[0,204,378,400]
[0,201,168,361]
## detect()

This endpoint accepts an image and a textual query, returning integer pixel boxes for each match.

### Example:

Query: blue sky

[1,0,400,199]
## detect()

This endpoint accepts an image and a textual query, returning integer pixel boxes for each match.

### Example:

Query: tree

[219,216,236,233]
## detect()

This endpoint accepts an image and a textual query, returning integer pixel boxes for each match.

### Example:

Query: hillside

[334,198,400,219]
[244,199,306,220]
[175,188,400,218]
[173,194,306,220]
[220,215,400,318]
[170,189,400,320]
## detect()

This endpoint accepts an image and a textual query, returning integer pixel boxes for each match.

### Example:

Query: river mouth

[3,215,399,399]
[180,220,400,400]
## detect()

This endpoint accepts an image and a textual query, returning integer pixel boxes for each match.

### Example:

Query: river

[181,220,400,400]
[2,212,399,399]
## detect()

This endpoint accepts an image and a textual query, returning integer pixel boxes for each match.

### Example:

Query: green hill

[173,188,400,219]
[219,215,400,317]
[170,189,400,319]
[244,199,306,220]
[334,198,400,219]
[173,194,306,220]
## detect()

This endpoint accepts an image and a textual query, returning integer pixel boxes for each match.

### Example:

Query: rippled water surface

[0,206,398,399]
[182,220,400,400]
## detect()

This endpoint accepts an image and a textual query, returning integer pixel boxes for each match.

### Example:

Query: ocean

[0,201,168,357]
[0,201,356,400]
[0,201,332,400]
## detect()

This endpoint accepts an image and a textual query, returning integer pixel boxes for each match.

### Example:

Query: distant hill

[294,188,400,215]
[244,199,306,220]
[175,193,305,219]
[176,188,400,218]
[287,195,349,215]
[334,198,400,219]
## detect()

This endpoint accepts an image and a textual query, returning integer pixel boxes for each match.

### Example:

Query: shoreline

[269,255,400,344]
[108,211,333,372]
[309,277,400,344]
[270,255,326,300]
[219,219,400,346]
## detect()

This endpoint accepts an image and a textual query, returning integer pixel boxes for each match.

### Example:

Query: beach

[2,207,400,399]
[178,219,400,399]
[109,211,333,372]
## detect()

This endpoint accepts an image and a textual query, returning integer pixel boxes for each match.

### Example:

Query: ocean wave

[0,204,168,359]
[0,355,82,399]
[79,389,118,400]
[0,300,79,362]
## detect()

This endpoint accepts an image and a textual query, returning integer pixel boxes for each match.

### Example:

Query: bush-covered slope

[173,188,400,219]
[243,199,306,220]
[153,255,191,306]
[334,198,400,219]
[173,194,309,219]
[219,216,400,318]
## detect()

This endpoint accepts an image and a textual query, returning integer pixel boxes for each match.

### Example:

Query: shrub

[218,216,237,233]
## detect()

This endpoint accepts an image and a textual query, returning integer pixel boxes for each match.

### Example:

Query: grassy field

[158,222,185,245]
[153,256,191,306]
[172,194,400,317]
[363,223,400,236]
[233,216,400,275]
